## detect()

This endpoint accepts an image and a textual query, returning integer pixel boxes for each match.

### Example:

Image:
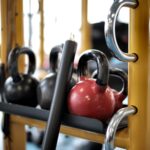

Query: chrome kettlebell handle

[102,106,137,150]
[105,0,138,62]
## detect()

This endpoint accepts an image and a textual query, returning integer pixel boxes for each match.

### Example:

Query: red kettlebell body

[112,90,126,112]
[68,77,115,121]
[67,50,128,121]
[92,68,128,113]
[67,50,116,121]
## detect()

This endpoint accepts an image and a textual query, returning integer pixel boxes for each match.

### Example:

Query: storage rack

[0,0,150,150]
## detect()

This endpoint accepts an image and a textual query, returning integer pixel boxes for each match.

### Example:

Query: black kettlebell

[0,63,6,102]
[37,45,76,110]
[4,47,39,107]
[37,45,62,109]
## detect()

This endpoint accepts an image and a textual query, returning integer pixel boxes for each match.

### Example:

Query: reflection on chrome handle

[102,106,137,150]
[105,0,138,62]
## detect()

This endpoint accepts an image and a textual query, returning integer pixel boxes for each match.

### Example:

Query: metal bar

[105,0,138,62]
[42,39,77,150]
[103,106,136,150]
[14,0,25,73]
[80,0,91,53]
[39,0,44,68]
[0,102,49,121]
[0,102,105,133]
[28,0,32,47]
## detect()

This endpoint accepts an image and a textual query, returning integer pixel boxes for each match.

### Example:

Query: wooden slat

[1,0,7,64]
[10,115,129,148]
[15,0,25,73]
[80,0,91,53]
[9,121,26,150]
[39,0,44,69]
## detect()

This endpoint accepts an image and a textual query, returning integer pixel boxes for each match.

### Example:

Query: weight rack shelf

[0,102,129,149]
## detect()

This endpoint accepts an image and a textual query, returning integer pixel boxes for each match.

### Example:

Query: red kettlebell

[92,68,127,112]
[68,50,117,121]
[109,68,127,112]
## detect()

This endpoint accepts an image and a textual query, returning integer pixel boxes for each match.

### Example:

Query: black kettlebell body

[37,45,62,109]
[4,74,38,106]
[37,45,76,110]
[37,73,56,109]
[4,47,39,107]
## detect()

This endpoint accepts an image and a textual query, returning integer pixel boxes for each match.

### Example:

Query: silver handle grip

[102,106,137,150]
[105,0,138,62]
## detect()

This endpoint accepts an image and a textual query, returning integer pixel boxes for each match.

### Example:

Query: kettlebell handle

[77,49,109,88]
[8,47,36,82]
[109,68,127,96]
[92,68,127,96]
[49,45,63,72]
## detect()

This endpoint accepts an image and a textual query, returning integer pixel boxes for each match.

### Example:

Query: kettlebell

[67,50,127,121]
[37,45,76,110]
[37,45,62,109]
[4,47,39,107]
[0,63,6,102]
[92,68,127,112]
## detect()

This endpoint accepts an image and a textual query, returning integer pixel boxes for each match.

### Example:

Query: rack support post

[128,0,150,149]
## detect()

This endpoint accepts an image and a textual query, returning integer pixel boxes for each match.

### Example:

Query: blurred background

[22,0,129,70]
